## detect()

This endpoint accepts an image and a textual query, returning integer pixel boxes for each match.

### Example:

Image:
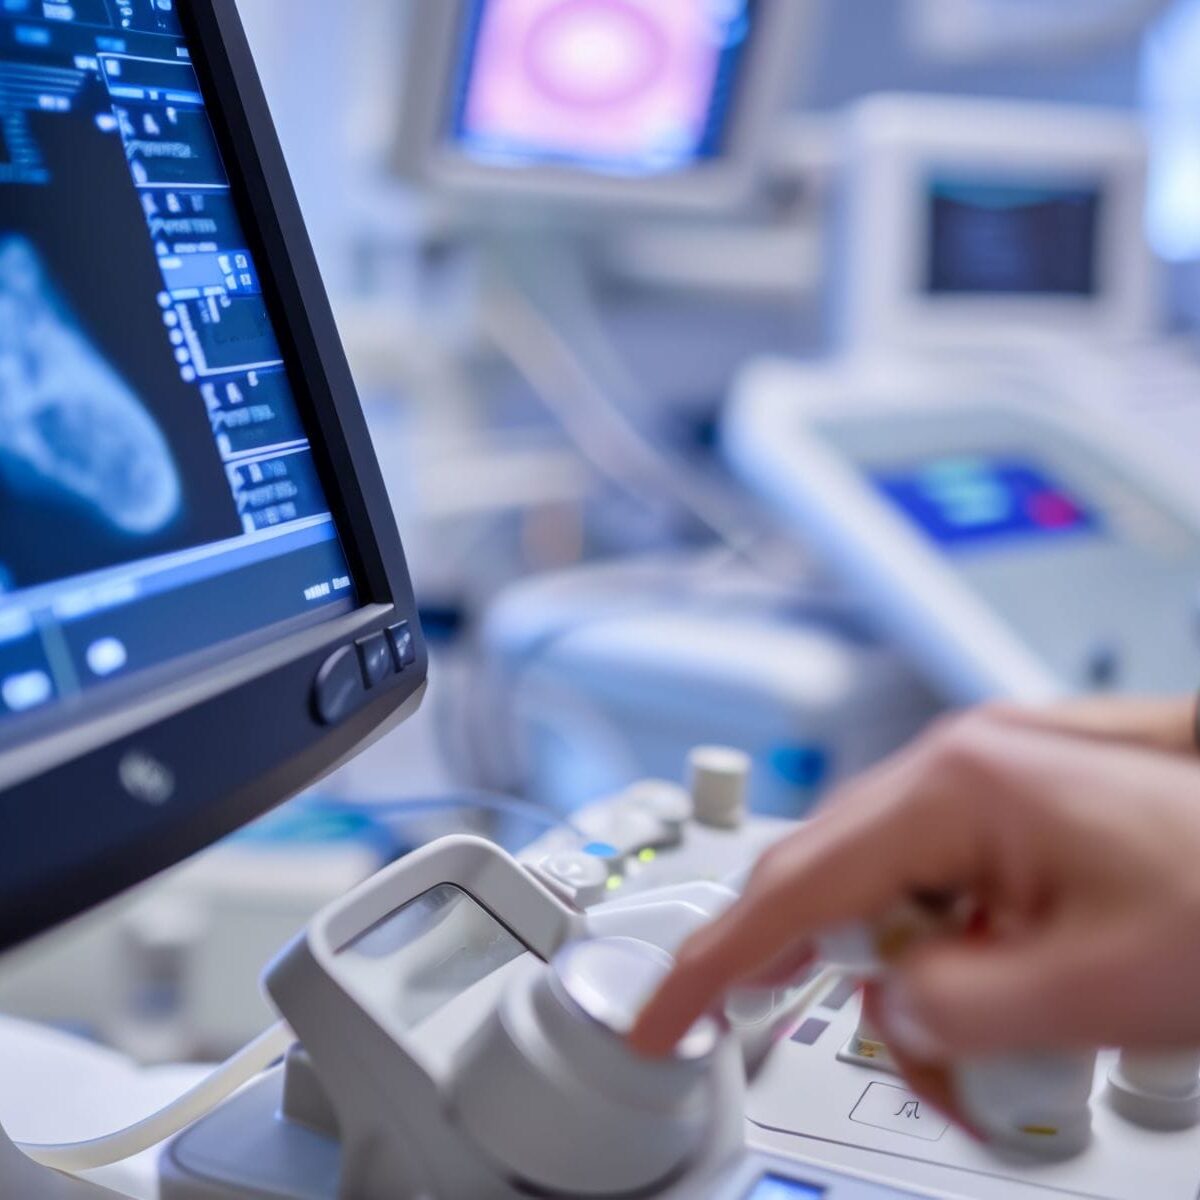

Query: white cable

[17,1021,294,1174]
[478,271,807,590]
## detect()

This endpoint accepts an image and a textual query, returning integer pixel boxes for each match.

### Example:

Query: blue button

[583,841,620,860]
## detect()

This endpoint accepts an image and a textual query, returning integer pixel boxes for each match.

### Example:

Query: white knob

[539,851,610,908]
[1108,1050,1200,1130]
[689,746,750,829]
[450,938,719,1197]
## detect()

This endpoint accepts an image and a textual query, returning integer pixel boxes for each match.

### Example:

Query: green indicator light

[606,875,624,892]
[638,849,657,864]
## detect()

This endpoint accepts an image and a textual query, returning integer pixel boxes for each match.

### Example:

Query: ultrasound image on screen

[0,234,181,538]
[0,92,240,590]
[0,4,356,727]
[926,177,1102,297]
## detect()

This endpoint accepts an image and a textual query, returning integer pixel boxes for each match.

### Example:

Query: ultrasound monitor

[835,94,1157,352]
[395,0,813,213]
[0,0,425,953]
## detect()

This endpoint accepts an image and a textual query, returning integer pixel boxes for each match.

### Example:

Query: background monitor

[0,0,425,952]
[394,0,814,213]
[834,93,1158,353]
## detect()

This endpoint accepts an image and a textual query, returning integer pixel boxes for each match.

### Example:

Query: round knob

[956,1052,1095,1160]
[689,746,750,829]
[1108,1050,1200,1130]
[622,780,693,846]
[450,937,719,1196]
[539,851,610,908]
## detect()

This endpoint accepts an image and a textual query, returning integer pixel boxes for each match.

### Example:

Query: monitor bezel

[393,0,814,215]
[0,0,427,953]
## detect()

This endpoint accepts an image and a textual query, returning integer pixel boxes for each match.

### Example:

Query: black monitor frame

[0,0,426,953]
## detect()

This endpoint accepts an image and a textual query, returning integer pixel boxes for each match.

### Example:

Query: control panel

[160,751,1200,1199]
[521,746,796,904]
[313,621,417,726]
[747,977,1200,1200]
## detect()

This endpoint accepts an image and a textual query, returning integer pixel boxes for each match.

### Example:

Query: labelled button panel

[314,646,366,726]
[387,622,416,671]
[849,1082,948,1143]
[357,633,392,689]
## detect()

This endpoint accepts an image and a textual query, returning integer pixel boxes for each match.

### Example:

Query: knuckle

[921,709,1007,787]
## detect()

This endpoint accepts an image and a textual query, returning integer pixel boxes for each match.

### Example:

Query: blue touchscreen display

[873,456,1099,551]
[745,1176,824,1199]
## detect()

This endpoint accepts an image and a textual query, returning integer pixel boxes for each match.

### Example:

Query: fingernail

[878,980,949,1063]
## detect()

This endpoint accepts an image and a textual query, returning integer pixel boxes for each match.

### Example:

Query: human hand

[629,698,1200,1120]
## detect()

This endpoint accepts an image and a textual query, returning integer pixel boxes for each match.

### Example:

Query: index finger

[627,734,984,1058]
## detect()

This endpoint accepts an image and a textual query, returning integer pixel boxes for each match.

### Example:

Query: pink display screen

[452,0,752,175]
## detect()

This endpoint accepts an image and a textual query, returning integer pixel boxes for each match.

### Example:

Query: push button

[313,646,366,726]
[357,633,392,689]
[850,1082,948,1142]
[387,622,416,671]
[540,851,609,908]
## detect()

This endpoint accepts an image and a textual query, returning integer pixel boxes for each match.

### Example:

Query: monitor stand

[0,1122,128,1199]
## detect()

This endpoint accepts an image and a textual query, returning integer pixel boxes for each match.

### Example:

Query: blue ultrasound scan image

[0,233,182,538]
[0,0,356,724]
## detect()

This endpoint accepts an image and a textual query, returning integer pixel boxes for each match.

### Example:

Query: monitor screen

[0,1,356,735]
[449,0,755,177]
[873,456,1100,551]
[925,176,1103,296]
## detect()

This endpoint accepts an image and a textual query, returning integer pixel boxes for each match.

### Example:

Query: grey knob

[622,780,694,846]
[450,937,719,1197]
[1108,1050,1200,1130]
[689,746,750,829]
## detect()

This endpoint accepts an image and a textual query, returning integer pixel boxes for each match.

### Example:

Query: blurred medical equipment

[833,95,1157,356]
[828,93,1200,449]
[904,0,1172,64]
[378,0,822,559]
[720,91,1200,704]
[394,0,810,214]
[725,358,1200,704]
[478,553,943,816]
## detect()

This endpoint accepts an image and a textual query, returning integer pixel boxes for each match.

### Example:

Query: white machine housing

[393,0,815,215]
[723,356,1200,703]
[482,556,944,817]
[834,94,1158,354]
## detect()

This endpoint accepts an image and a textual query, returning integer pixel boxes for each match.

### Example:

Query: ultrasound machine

[5,4,1200,1200]
[724,92,1200,703]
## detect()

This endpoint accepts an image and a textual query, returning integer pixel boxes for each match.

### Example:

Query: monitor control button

[387,622,416,671]
[356,633,392,689]
[314,646,366,726]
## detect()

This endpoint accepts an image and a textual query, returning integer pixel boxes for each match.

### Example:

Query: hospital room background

[2,0,1199,1076]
